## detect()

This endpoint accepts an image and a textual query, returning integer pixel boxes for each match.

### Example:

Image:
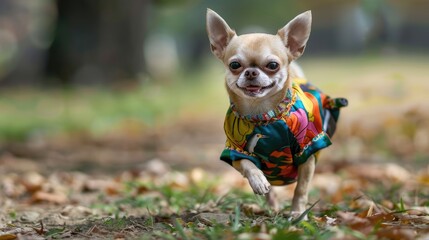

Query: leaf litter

[1,161,428,239]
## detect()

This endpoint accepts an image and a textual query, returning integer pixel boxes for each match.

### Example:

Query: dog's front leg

[232,159,271,195]
[291,155,315,217]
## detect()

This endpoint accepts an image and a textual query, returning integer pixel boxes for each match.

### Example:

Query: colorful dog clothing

[220,78,348,185]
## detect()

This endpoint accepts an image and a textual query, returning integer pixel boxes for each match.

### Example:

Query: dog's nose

[244,68,259,80]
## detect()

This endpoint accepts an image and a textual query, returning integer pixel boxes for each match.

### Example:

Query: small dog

[206,9,348,217]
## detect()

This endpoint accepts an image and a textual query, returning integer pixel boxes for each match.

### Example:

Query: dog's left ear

[278,11,312,60]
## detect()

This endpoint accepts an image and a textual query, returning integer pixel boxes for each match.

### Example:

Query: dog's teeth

[246,86,261,92]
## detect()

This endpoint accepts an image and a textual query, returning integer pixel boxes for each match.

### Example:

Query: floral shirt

[220,78,348,185]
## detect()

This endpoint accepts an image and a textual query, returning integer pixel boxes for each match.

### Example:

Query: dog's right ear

[206,9,236,60]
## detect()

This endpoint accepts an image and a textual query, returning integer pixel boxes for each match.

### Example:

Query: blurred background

[0,0,428,173]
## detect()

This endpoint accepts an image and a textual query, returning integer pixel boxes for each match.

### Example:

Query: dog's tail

[323,98,348,137]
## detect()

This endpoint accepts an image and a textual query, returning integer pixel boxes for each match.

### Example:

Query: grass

[0,66,228,140]
[71,173,427,239]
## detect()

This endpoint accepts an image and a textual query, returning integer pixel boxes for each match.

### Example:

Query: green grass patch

[0,66,228,140]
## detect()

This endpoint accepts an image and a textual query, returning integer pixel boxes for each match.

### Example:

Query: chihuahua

[206,9,347,217]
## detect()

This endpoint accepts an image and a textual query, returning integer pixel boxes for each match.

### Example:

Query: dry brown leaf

[367,212,396,225]
[376,228,417,240]
[168,172,190,189]
[238,232,271,240]
[418,173,429,186]
[331,180,362,203]
[384,163,411,183]
[312,173,341,195]
[20,211,41,222]
[189,168,205,184]
[2,177,25,197]
[60,205,94,219]
[344,163,410,183]
[336,211,372,234]
[135,185,150,195]
[241,203,265,216]
[381,199,394,210]
[31,191,67,204]
[86,225,109,235]
[0,234,17,240]
[193,213,232,225]
[408,207,429,215]
[141,158,170,177]
[83,179,122,194]
[20,172,45,193]
[114,234,126,240]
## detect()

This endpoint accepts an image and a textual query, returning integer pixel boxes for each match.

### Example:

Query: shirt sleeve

[220,140,262,169]
[293,131,332,165]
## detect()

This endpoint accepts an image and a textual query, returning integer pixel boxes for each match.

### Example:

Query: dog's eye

[229,61,242,70]
[266,62,279,71]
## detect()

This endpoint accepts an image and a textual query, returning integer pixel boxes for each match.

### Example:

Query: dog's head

[206,9,311,104]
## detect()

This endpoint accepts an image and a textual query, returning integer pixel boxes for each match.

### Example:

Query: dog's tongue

[246,85,262,92]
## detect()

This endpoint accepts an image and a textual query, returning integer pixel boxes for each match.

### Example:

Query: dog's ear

[277,11,312,60]
[206,9,236,60]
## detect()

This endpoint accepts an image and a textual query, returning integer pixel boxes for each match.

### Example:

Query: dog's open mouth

[238,82,276,96]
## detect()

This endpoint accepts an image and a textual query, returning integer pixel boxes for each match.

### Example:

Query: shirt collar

[230,87,296,123]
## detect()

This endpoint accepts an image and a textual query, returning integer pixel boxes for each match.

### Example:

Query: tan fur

[207,9,313,218]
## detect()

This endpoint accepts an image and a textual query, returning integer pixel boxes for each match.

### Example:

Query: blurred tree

[388,0,429,49]
[46,0,149,86]
[297,0,371,53]
[0,0,56,86]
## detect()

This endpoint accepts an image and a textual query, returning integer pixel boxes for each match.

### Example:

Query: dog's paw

[289,211,308,222]
[245,169,271,195]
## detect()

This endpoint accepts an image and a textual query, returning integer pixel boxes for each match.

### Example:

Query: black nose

[244,68,259,80]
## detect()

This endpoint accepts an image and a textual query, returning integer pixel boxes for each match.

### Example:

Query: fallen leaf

[336,211,372,234]
[60,205,94,219]
[21,172,45,193]
[2,177,25,197]
[241,203,265,216]
[312,173,341,195]
[86,225,109,235]
[331,179,362,203]
[0,234,17,240]
[238,232,271,240]
[367,212,396,225]
[418,173,429,186]
[83,179,122,193]
[376,228,417,240]
[20,211,40,222]
[140,158,170,177]
[31,191,67,204]
[344,163,410,183]
[192,213,232,225]
[189,168,205,184]
[168,172,190,189]
[408,207,429,215]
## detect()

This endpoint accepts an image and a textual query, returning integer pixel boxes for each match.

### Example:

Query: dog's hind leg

[265,188,279,212]
[291,155,315,218]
